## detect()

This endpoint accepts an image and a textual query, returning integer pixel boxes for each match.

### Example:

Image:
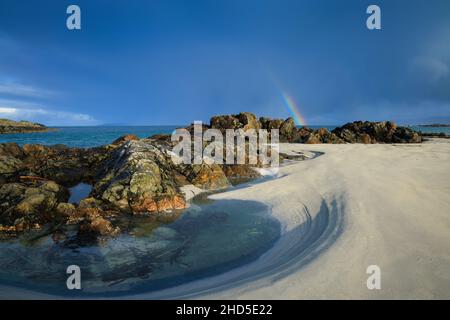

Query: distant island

[418,124,450,127]
[0,119,55,134]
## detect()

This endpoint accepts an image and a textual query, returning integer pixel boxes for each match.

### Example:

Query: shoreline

[3,139,448,299]
[135,138,450,299]
[0,128,57,135]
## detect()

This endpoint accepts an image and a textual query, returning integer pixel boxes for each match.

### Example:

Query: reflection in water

[0,199,280,297]
[68,183,92,204]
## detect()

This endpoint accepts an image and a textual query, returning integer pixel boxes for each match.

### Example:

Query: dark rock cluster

[0,112,422,241]
[331,121,421,144]
[207,112,421,144]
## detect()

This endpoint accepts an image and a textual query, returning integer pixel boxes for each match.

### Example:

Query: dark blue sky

[0,0,449,125]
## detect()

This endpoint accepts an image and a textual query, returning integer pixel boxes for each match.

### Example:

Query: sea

[0,125,448,148]
[0,124,284,297]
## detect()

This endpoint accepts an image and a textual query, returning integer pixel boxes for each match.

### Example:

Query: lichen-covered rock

[56,202,76,216]
[0,143,111,187]
[259,117,284,130]
[78,197,105,209]
[235,112,261,131]
[0,180,69,232]
[291,127,314,143]
[92,140,186,214]
[290,127,343,144]
[0,155,24,183]
[71,208,119,237]
[221,164,260,184]
[111,134,139,145]
[210,112,261,131]
[179,162,230,190]
[279,117,296,142]
[0,142,25,158]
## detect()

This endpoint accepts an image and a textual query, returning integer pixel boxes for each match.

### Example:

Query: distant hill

[418,124,450,127]
[0,119,54,134]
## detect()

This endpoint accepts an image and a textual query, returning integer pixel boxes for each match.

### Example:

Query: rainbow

[281,91,307,127]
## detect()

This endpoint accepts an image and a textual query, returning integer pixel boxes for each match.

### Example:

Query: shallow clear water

[68,183,92,204]
[0,199,280,297]
[0,126,177,148]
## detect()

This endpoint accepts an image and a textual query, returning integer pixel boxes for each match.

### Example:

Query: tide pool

[0,199,280,297]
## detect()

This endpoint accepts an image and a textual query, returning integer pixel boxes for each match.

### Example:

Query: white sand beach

[1,138,449,299]
[135,138,450,299]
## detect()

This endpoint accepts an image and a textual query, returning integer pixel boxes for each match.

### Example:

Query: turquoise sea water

[410,126,450,135]
[0,125,339,148]
[1,125,447,149]
[0,126,178,148]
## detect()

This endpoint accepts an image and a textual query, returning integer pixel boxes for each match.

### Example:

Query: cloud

[412,57,450,82]
[0,101,99,126]
[0,82,56,98]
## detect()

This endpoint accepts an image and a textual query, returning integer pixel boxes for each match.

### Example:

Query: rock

[291,127,343,144]
[0,155,24,183]
[235,112,261,131]
[420,132,449,138]
[221,164,260,184]
[179,162,230,190]
[0,180,69,232]
[92,140,186,214]
[80,214,117,236]
[67,207,120,238]
[78,197,104,209]
[392,127,422,143]
[0,143,111,187]
[0,142,24,158]
[279,117,296,142]
[312,128,344,144]
[210,112,260,131]
[111,134,139,145]
[332,121,421,143]
[259,117,284,130]
[0,119,53,134]
[259,117,297,142]
[291,127,314,143]
[210,115,240,130]
[56,202,76,216]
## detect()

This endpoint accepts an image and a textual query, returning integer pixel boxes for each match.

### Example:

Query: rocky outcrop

[111,134,139,145]
[391,126,423,143]
[67,207,120,237]
[209,113,421,144]
[420,132,449,139]
[0,116,424,240]
[178,163,230,190]
[0,119,54,134]
[210,112,261,131]
[92,139,187,214]
[0,142,111,186]
[332,121,421,143]
[0,180,69,233]
[291,127,344,144]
